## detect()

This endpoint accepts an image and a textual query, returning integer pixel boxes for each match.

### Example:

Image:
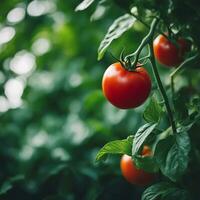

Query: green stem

[149,19,177,135]
[170,54,199,94]
[170,54,198,78]
[124,17,178,134]
[150,44,177,134]
[138,55,150,61]
[129,12,150,29]
[125,18,158,67]
[171,76,175,98]
[115,2,169,41]
[129,12,169,39]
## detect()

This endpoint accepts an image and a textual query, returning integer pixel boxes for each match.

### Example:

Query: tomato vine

[76,0,200,199]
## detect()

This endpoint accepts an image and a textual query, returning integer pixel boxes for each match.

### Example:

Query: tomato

[142,145,153,157]
[102,63,151,109]
[153,34,190,67]
[120,147,155,186]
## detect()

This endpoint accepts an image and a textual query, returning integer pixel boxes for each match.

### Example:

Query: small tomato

[153,34,190,67]
[120,146,155,186]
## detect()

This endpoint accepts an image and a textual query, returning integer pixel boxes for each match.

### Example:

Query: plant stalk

[149,19,177,134]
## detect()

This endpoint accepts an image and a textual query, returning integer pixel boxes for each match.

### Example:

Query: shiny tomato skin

[153,35,189,67]
[102,63,151,109]
[120,154,155,186]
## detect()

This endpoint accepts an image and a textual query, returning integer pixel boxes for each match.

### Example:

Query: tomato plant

[153,34,190,67]
[1,0,200,199]
[76,0,200,199]
[102,63,151,109]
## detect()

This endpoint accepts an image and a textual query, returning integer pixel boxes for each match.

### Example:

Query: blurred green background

[0,1,153,199]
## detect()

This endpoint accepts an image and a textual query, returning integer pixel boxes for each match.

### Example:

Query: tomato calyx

[110,50,142,72]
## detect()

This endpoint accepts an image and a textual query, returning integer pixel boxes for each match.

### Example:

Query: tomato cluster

[101,33,190,186]
[101,61,153,184]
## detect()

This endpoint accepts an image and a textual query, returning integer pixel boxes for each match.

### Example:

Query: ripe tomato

[142,145,153,156]
[153,34,190,67]
[120,148,155,186]
[102,63,151,109]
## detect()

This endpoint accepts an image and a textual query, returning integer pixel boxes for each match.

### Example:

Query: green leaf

[189,96,200,116]
[95,136,133,162]
[0,182,12,196]
[132,123,157,155]
[142,182,174,200]
[134,155,159,173]
[90,2,108,21]
[150,127,172,154]
[143,97,163,123]
[0,175,24,196]
[155,131,191,182]
[75,0,96,11]
[142,182,190,200]
[98,14,136,60]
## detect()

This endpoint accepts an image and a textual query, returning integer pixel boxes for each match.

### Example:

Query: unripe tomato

[102,63,151,109]
[120,146,155,186]
[153,34,190,67]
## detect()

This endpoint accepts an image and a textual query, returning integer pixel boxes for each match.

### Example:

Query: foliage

[76,0,200,199]
[0,0,200,200]
[0,0,144,199]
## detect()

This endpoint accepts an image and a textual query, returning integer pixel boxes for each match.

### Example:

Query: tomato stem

[170,54,198,78]
[149,18,177,135]
[125,27,151,68]
[170,54,199,95]
[128,11,168,39]
[125,17,168,70]
[138,55,150,61]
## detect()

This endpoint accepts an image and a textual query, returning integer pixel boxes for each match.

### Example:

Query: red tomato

[102,63,151,109]
[153,34,190,67]
[142,145,153,157]
[120,153,155,186]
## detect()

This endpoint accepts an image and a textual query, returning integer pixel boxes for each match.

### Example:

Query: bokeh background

[0,1,159,199]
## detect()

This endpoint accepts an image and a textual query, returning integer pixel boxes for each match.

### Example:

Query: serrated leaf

[155,131,191,182]
[132,123,157,155]
[95,136,133,162]
[142,182,190,200]
[143,97,163,123]
[98,14,136,60]
[75,0,96,11]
